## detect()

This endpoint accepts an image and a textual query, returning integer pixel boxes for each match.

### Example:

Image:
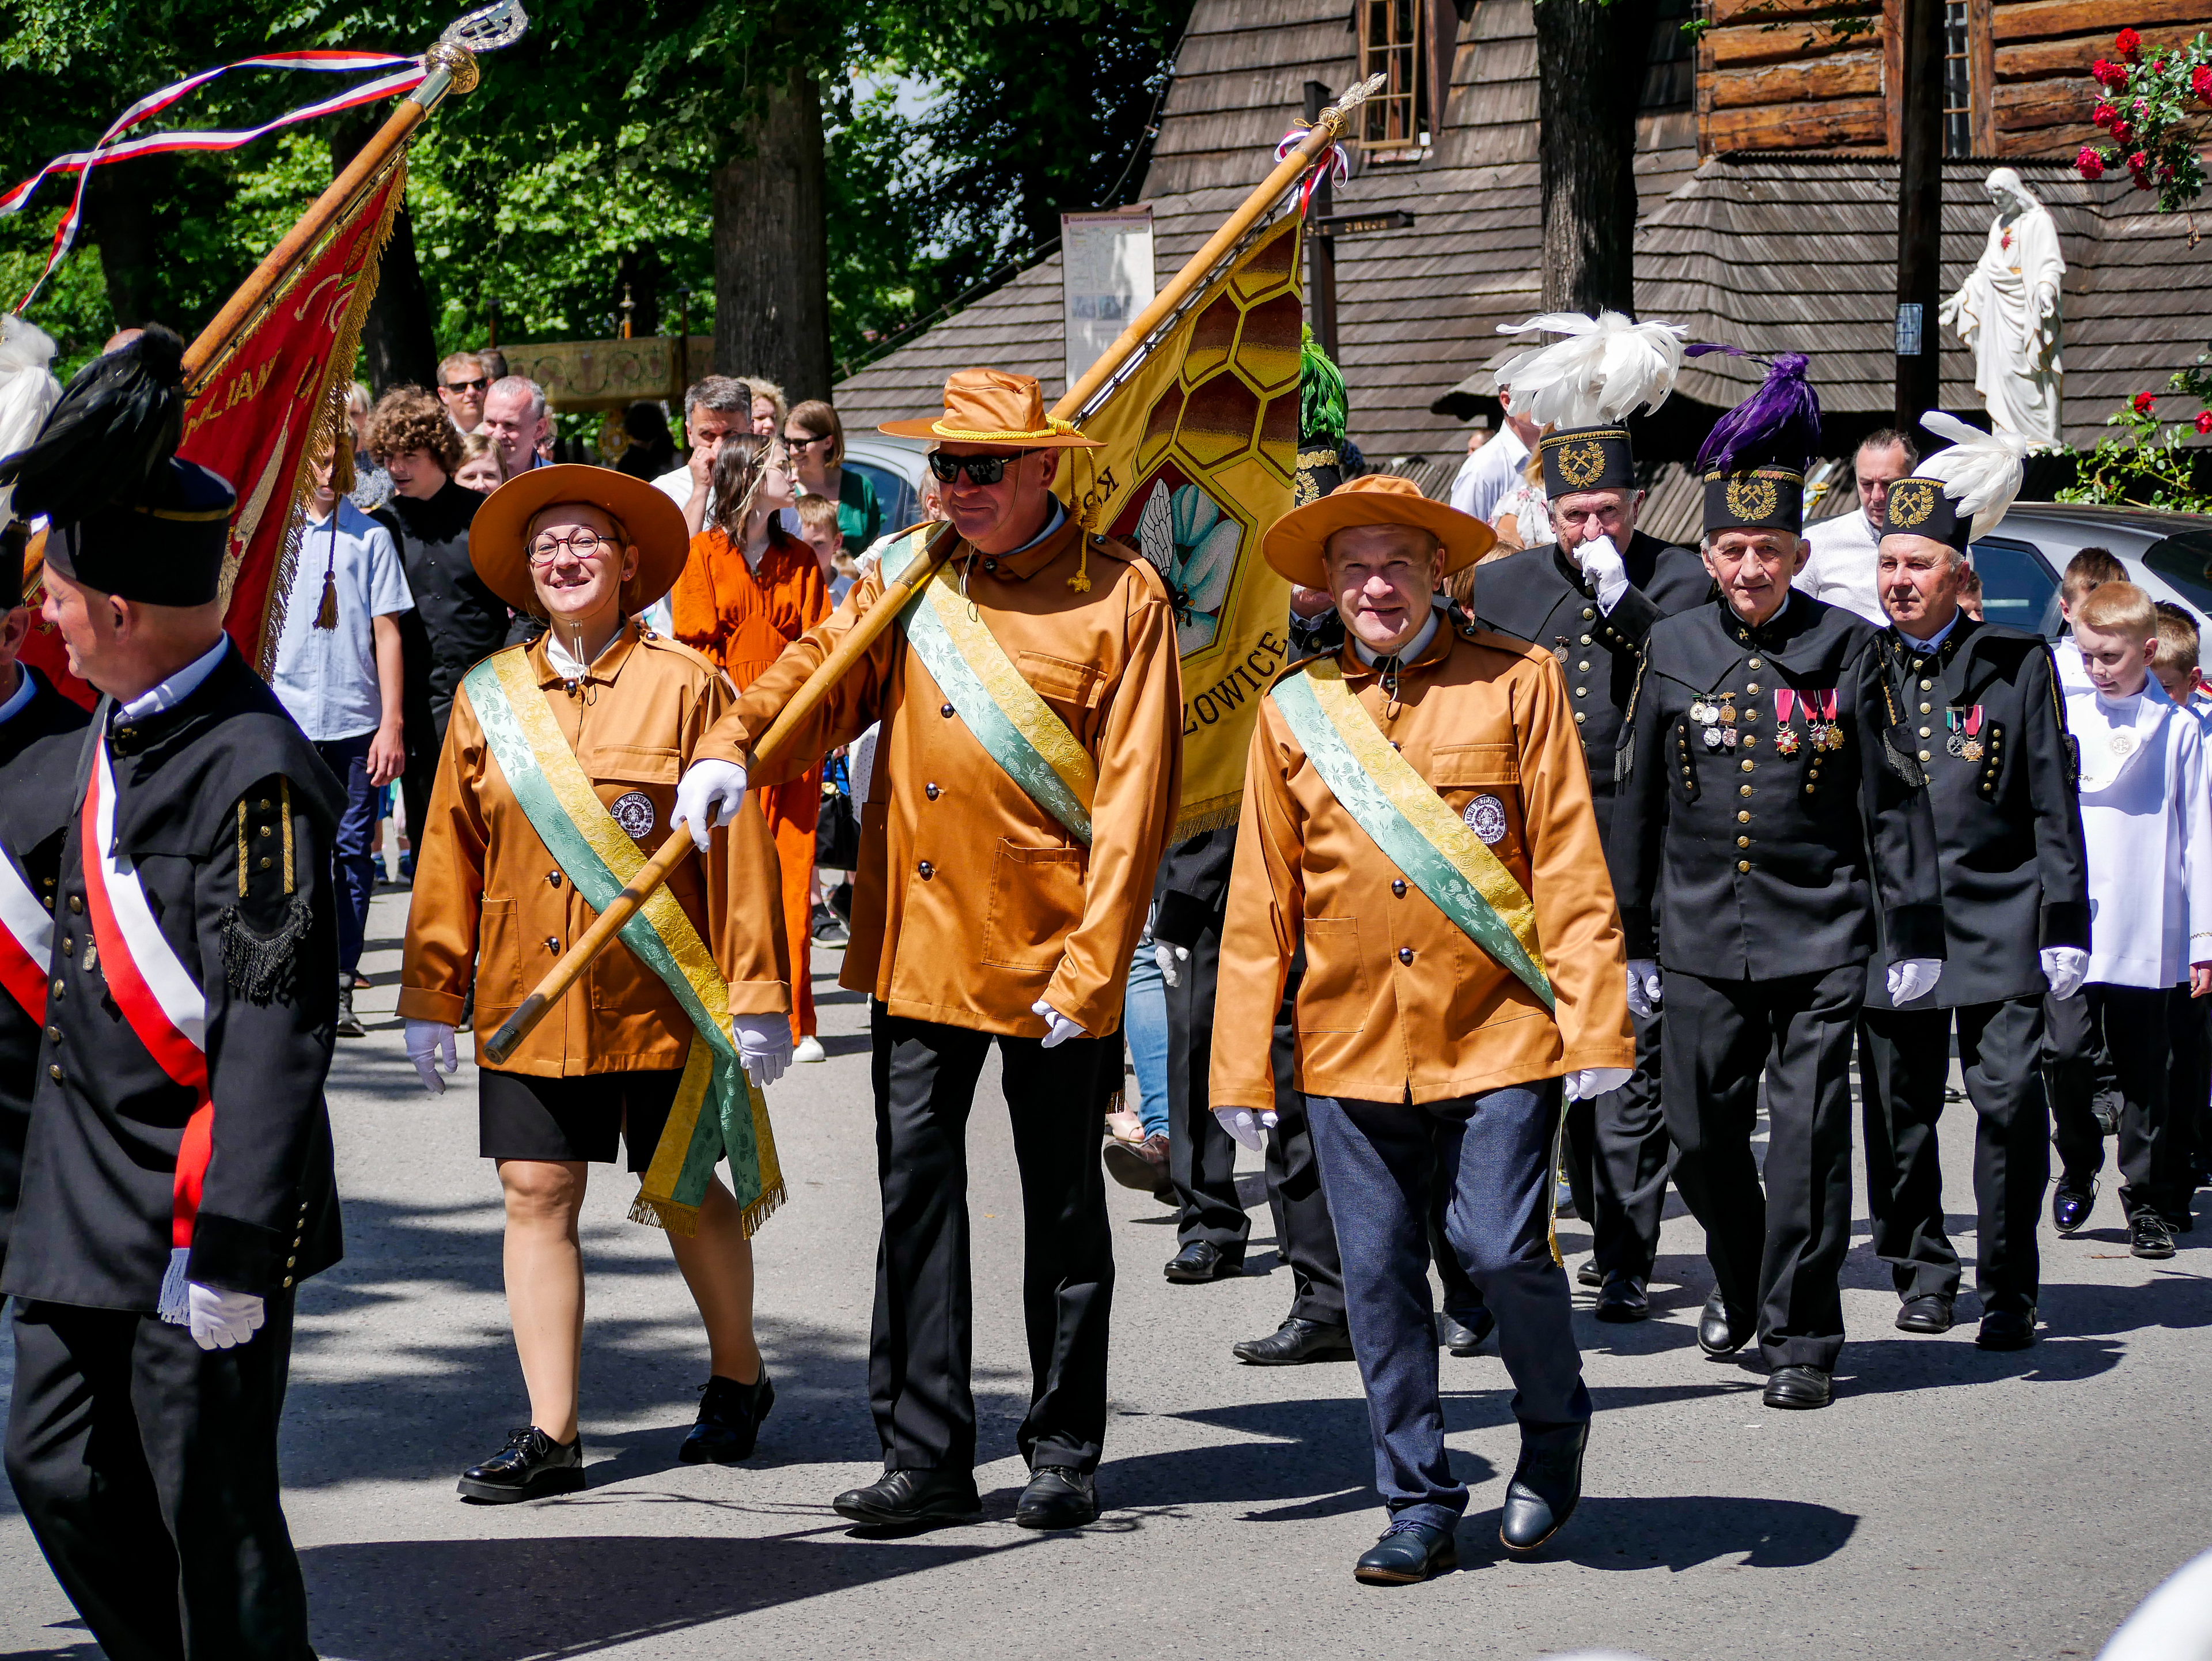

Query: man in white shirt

[1793,429,1916,625]
[480,376,551,478]
[1447,400,1538,523]
[269,441,413,1035]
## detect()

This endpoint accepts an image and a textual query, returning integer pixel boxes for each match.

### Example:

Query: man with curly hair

[367,387,503,859]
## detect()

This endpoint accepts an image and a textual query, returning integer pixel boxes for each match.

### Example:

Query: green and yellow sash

[461,648,784,1238]
[882,527,1096,843]
[1270,657,1554,1008]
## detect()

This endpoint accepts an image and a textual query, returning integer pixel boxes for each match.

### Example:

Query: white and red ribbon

[0,847,51,1023]
[4,50,426,312]
[82,741,214,1322]
[1275,124,1351,216]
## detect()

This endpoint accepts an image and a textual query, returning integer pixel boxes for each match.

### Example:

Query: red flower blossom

[2118,27,2142,60]
[2195,64,2212,103]
[2094,101,2119,128]
[2194,411,2211,436]
[2093,58,2128,89]
[2076,146,2107,180]
[2130,149,2152,172]
[2135,392,2159,414]
[2112,120,2134,144]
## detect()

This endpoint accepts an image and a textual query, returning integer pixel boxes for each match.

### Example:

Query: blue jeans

[313,733,378,977]
[1122,938,1170,1138]
[1308,1082,1589,1531]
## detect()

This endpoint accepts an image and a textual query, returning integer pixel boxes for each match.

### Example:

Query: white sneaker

[793,1035,827,1064]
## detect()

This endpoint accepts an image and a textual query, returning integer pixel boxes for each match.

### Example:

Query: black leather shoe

[1763,1364,1832,1410]
[1233,1317,1354,1365]
[2052,1182,2094,1235]
[334,977,366,1039]
[457,1427,585,1502]
[1015,1466,1098,1529]
[2131,1210,2177,1259]
[1499,1422,1587,1553]
[1594,1272,1649,1323]
[1895,1294,1955,1334]
[679,1371,774,1463]
[1437,1306,1495,1356]
[1164,1241,1244,1283]
[1696,1288,1753,1357]
[1354,1519,1458,1584]
[1575,1258,1603,1289]
[832,1467,983,1529]
[1976,1307,2036,1350]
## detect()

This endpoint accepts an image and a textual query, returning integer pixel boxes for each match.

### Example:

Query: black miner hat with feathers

[0,324,237,607]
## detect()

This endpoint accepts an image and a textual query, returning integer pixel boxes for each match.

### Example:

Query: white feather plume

[1917,410,2029,539]
[0,315,62,529]
[1491,311,1689,427]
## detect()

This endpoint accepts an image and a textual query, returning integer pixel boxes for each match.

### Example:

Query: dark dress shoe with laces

[680,1371,774,1463]
[2052,1182,2094,1235]
[1594,1272,1649,1323]
[457,1427,585,1502]
[1696,1288,1754,1356]
[1164,1240,1243,1283]
[1437,1306,1495,1356]
[2130,1210,2177,1259]
[1499,1422,1587,1553]
[1763,1364,1832,1410]
[1895,1294,1955,1334]
[1015,1466,1098,1529]
[1976,1307,2036,1350]
[1102,1133,1174,1205]
[1354,1519,1458,1584]
[1233,1317,1354,1364]
[1575,1258,1603,1289]
[832,1467,983,1529]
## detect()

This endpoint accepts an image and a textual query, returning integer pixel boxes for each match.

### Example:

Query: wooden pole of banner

[482,71,1387,1065]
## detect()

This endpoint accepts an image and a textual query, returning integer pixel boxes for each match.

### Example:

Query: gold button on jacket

[1211,625,1632,1110]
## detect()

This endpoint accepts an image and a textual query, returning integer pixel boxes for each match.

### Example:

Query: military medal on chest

[1804,687,1843,752]
[1693,691,1738,750]
[1945,705,1985,761]
[1772,688,1802,756]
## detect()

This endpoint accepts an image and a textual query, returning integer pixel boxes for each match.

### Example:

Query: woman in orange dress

[670,436,833,1058]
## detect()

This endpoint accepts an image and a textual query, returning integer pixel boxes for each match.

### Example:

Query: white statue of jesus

[1940,168,2065,447]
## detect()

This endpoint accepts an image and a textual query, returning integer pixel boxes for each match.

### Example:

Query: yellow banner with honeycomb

[1055,217,1302,840]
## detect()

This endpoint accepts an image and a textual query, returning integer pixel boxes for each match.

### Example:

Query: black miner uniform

[0,663,90,1278]
[1612,589,1943,1376]
[1474,528,1708,1297]
[0,325,344,1661]
[1858,600,2088,1331]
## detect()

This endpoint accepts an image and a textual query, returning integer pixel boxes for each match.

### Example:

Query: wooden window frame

[1357,0,1430,157]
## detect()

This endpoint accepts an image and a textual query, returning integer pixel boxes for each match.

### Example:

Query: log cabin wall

[1696,0,2212,160]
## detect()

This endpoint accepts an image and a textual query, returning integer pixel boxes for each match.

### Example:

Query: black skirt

[478,1068,685,1173]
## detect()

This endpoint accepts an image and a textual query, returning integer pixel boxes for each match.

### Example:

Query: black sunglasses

[927,451,1025,486]
[444,376,489,394]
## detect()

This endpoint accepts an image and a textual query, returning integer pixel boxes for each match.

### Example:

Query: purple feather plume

[1692,351,1822,475]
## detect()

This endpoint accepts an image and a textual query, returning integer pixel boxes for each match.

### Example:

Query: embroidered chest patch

[610,790,656,839]
[1464,793,1509,845]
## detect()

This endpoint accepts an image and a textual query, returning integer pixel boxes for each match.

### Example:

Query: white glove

[1214,1106,1279,1152]
[1887,958,1944,1005]
[671,759,748,852]
[1574,533,1630,614]
[186,1283,266,1352]
[406,1019,459,1095]
[1565,1067,1634,1103]
[733,1013,794,1089]
[1625,960,1662,1021]
[2041,945,2089,1001]
[1154,941,1188,987]
[1031,999,1086,1049]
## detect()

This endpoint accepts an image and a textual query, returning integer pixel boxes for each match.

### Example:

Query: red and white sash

[81,740,213,1325]
[0,847,51,1022]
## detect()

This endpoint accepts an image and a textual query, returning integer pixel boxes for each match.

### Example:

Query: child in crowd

[2153,601,2212,1201]
[793,492,853,606]
[454,432,506,495]
[2052,582,2212,1257]
[2052,546,2128,693]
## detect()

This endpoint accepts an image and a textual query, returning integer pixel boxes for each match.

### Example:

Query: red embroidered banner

[24,154,406,705]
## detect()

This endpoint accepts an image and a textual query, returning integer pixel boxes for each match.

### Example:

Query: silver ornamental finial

[438,0,530,54]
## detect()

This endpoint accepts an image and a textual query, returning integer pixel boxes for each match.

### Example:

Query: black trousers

[2166,986,2210,1205]
[5,1297,313,1661]
[1858,997,2047,1314]
[1164,927,1344,1325]
[2043,986,2119,1166]
[1662,963,1859,1372]
[868,1005,1115,1474]
[2050,985,2186,1218]
[1561,1004,1671,1281]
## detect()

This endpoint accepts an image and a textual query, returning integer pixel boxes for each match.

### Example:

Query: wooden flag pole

[182,0,528,388]
[481,71,1385,1065]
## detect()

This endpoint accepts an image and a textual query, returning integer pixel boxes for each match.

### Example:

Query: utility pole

[1895,0,1944,428]
[1302,81,1339,359]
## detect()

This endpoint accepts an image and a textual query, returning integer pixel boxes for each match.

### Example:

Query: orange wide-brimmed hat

[1262,473,1496,589]
[469,463,691,615]
[878,368,1104,449]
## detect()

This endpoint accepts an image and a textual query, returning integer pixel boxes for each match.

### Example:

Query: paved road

[2,888,2206,1659]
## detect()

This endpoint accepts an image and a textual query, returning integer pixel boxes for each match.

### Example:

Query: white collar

[1353,606,1441,667]
[1896,611,1963,654]
[0,665,34,727]
[545,619,626,682]
[2073,682,2169,793]
[114,636,229,724]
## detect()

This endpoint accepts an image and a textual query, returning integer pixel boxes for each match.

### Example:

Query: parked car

[841,432,929,537]
[1970,502,2212,635]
